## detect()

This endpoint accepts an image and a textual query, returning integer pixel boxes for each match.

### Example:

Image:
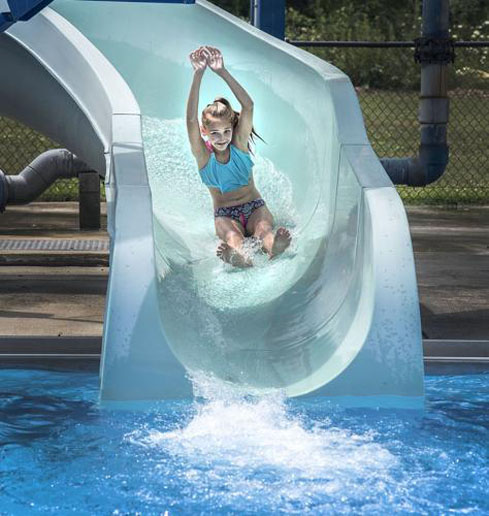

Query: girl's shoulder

[197,140,212,171]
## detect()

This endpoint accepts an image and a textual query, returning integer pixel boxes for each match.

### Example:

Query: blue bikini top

[199,143,254,194]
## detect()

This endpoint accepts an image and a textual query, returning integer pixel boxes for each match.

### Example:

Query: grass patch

[2,87,488,205]
[358,88,489,204]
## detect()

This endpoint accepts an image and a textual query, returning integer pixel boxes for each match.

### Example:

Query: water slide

[0,0,424,408]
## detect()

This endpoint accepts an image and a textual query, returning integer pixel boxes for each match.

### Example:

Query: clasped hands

[189,46,225,75]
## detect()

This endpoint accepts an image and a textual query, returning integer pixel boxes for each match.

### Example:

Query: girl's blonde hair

[201,97,265,155]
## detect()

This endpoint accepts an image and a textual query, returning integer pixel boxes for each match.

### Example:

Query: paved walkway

[0,202,488,340]
[407,206,489,340]
[0,203,108,336]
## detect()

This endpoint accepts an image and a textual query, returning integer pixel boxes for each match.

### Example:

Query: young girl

[186,45,291,268]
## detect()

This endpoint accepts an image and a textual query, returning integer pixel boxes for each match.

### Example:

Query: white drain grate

[0,239,109,251]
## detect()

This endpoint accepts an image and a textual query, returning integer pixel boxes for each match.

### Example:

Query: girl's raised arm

[203,47,254,148]
[203,47,253,109]
[186,48,208,159]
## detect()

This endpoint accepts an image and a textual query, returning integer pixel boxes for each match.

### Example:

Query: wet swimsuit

[199,142,254,194]
[214,198,265,230]
[200,142,264,230]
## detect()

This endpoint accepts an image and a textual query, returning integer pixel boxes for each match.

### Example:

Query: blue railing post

[250,0,285,40]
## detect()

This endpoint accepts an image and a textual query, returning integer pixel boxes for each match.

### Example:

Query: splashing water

[141,116,328,386]
[143,115,318,313]
[126,374,399,513]
[1,370,488,514]
[142,115,300,269]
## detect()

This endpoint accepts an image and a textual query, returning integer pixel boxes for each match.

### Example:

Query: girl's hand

[189,47,207,73]
[202,46,225,74]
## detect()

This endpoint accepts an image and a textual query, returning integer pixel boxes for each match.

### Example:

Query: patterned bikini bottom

[214,198,265,230]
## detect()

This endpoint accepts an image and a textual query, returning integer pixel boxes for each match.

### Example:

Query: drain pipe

[380,0,453,186]
[0,148,100,229]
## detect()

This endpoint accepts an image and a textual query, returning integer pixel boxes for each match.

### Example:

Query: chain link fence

[355,46,489,205]
[362,86,489,204]
[0,45,487,205]
[290,42,488,205]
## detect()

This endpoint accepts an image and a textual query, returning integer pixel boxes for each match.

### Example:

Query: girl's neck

[213,146,230,159]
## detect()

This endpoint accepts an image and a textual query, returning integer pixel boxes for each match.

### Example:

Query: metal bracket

[414,37,455,64]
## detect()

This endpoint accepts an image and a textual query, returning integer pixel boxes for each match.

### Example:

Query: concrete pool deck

[0,202,488,365]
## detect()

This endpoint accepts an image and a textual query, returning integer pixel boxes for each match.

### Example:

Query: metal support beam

[250,0,285,40]
[7,0,53,20]
[79,171,101,230]
[1,0,53,33]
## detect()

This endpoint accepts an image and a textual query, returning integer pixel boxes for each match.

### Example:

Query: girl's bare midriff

[208,176,262,209]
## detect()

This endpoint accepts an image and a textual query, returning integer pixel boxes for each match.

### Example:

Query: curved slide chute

[1,0,424,407]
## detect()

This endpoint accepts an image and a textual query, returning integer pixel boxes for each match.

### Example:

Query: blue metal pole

[249,0,255,25]
[253,0,285,40]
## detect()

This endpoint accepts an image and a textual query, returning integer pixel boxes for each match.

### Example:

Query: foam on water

[126,374,399,511]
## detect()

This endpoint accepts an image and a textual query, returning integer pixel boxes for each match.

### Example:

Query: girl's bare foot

[270,227,291,258]
[217,243,253,268]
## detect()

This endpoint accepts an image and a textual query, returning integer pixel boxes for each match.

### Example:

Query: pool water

[1,370,488,514]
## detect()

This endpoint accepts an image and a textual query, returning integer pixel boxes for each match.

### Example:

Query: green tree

[211,0,488,89]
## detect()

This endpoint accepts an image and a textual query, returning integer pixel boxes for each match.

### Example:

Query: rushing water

[140,116,363,390]
[142,115,301,267]
[1,369,488,514]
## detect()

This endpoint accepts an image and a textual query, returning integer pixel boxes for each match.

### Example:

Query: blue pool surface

[0,370,488,514]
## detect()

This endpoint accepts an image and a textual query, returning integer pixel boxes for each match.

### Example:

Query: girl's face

[202,119,233,151]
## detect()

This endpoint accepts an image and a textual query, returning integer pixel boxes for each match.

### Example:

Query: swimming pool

[1,369,487,514]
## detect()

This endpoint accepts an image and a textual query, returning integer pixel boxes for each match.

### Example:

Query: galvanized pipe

[380,0,450,186]
[0,148,91,212]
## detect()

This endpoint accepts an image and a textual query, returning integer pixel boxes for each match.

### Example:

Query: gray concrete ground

[407,206,489,340]
[0,202,488,341]
[0,266,107,336]
[0,203,108,337]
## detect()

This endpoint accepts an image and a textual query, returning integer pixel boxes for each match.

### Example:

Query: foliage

[212,0,489,90]
[211,0,249,19]
[2,2,487,204]
[285,5,420,89]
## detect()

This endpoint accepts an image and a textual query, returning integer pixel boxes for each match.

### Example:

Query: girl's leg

[215,216,252,268]
[246,205,291,258]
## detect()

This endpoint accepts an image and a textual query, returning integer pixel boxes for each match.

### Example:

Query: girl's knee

[253,220,273,237]
[224,230,244,246]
